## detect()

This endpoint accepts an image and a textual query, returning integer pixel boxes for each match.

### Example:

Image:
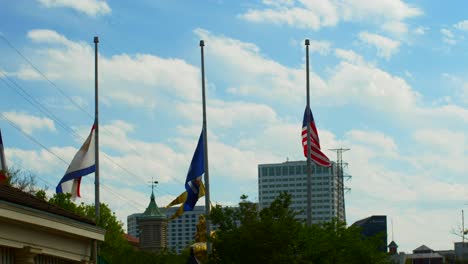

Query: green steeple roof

[141,190,166,219]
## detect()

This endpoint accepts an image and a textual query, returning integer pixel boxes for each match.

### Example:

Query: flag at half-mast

[0,129,8,182]
[302,106,331,167]
[56,124,96,198]
[166,130,205,219]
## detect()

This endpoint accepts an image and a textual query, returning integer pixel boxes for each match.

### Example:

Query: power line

[0,34,94,119]
[0,72,182,196]
[1,113,147,211]
[0,72,83,140]
[0,34,186,187]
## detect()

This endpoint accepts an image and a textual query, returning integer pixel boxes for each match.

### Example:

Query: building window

[275,167,281,176]
[268,167,275,176]
[296,166,301,175]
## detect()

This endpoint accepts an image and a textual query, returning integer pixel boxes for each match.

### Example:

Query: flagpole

[200,40,212,254]
[93,36,100,264]
[0,129,7,172]
[94,36,100,223]
[305,39,313,227]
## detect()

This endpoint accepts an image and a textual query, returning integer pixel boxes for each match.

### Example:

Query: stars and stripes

[302,106,331,167]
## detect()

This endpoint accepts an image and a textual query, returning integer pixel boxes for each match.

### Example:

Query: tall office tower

[127,213,142,238]
[258,160,345,224]
[164,205,206,253]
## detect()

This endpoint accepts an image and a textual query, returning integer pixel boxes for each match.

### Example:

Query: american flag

[302,106,331,167]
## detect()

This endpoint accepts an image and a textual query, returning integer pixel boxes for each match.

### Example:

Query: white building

[127,213,141,238]
[164,205,206,253]
[258,160,345,224]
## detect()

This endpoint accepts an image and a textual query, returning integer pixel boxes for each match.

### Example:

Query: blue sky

[1,0,468,252]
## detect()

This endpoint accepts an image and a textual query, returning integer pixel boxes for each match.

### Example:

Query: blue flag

[183,130,205,211]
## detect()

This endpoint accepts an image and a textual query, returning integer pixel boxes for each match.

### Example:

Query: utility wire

[0,34,186,187]
[1,113,147,210]
[0,73,181,197]
[0,34,94,119]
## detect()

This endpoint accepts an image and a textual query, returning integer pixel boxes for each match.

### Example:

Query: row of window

[260,165,333,177]
[260,176,333,182]
[260,182,331,188]
[261,190,332,197]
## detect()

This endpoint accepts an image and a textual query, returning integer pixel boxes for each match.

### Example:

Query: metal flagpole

[305,39,313,227]
[93,36,100,264]
[94,36,100,224]
[200,40,212,254]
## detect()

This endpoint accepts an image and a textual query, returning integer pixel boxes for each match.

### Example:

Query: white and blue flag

[56,124,96,198]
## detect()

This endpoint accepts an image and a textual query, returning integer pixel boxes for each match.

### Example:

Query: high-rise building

[164,205,206,253]
[352,215,387,252]
[258,160,345,224]
[127,213,141,238]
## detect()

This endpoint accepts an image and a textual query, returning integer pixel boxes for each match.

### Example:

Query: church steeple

[138,179,168,253]
[141,180,165,218]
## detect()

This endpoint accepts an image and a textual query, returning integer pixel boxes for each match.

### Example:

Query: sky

[1,0,468,253]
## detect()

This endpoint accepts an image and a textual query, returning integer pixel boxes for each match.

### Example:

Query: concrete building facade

[164,205,206,253]
[258,160,345,224]
[127,213,141,238]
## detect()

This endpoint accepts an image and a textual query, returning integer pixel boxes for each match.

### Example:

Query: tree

[5,167,43,194]
[47,192,187,264]
[208,193,302,264]
[208,193,390,264]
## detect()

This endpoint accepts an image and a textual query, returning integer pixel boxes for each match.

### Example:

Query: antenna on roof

[391,217,394,241]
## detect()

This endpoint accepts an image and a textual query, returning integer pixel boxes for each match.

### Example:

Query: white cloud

[382,21,408,35]
[239,0,422,31]
[37,0,111,16]
[334,48,365,65]
[308,39,332,55]
[327,60,419,112]
[414,26,427,35]
[441,28,456,45]
[454,20,468,31]
[19,29,202,107]
[358,31,401,59]
[28,29,74,46]
[345,130,398,157]
[194,28,327,104]
[2,112,56,134]
[15,65,42,80]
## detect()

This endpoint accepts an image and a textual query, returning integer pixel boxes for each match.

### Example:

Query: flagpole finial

[200,40,205,47]
[305,39,310,46]
[94,36,99,43]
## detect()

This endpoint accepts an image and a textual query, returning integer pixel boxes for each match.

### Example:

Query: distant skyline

[1,0,468,252]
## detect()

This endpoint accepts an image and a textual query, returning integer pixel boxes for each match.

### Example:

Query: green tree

[5,167,42,194]
[208,193,302,264]
[208,193,390,264]
[47,192,186,264]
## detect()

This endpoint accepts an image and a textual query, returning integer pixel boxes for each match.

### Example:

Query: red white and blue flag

[0,129,7,182]
[56,124,96,198]
[302,106,331,167]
